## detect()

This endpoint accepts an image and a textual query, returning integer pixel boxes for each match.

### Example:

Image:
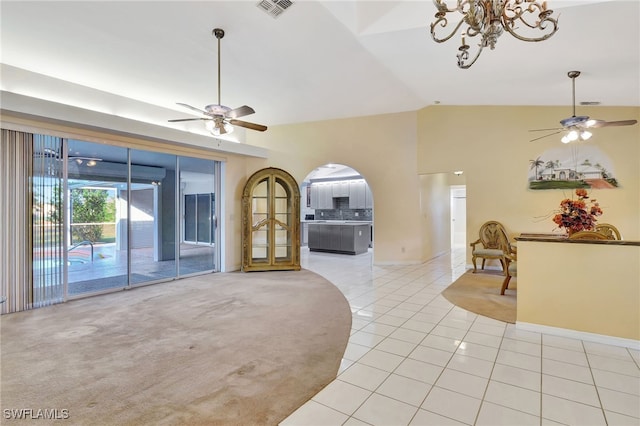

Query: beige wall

[417,105,640,264]
[246,112,425,264]
[418,173,453,261]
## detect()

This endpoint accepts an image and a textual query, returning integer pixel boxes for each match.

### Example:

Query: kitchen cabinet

[308,222,370,255]
[365,185,373,208]
[309,184,319,208]
[310,180,372,209]
[301,222,309,246]
[349,180,367,209]
[241,167,300,271]
[332,181,350,197]
[310,182,334,209]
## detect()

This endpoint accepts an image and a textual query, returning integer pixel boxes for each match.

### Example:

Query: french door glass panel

[274,179,292,262]
[251,179,269,263]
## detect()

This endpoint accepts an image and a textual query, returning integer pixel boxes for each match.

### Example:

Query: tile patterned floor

[280,248,640,426]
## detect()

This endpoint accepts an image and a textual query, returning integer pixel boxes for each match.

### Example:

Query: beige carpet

[0,270,352,425]
[442,270,517,324]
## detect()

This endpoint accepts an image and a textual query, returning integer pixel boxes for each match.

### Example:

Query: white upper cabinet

[311,183,333,209]
[332,181,349,197]
[310,179,371,209]
[349,180,367,209]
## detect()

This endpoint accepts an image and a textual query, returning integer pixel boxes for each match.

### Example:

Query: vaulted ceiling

[1,1,638,138]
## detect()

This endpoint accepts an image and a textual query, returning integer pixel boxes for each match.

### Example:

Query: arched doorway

[300,163,373,256]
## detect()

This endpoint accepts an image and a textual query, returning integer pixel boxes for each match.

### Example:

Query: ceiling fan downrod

[568,70,580,118]
[213,28,225,107]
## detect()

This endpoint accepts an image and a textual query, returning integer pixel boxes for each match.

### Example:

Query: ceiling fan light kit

[168,28,267,137]
[529,70,638,143]
[430,0,559,69]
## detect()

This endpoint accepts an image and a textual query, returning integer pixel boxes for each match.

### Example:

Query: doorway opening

[300,164,373,257]
[450,185,466,250]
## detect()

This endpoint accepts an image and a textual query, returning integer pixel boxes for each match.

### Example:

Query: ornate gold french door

[241,168,300,271]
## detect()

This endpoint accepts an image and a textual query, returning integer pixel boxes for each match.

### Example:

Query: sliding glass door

[129,150,178,285]
[179,156,218,276]
[66,140,128,295]
[29,135,220,302]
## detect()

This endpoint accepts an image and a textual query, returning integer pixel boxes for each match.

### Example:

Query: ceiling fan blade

[530,130,564,142]
[168,118,211,123]
[176,102,209,115]
[227,105,256,119]
[230,119,268,132]
[529,127,564,132]
[589,119,638,128]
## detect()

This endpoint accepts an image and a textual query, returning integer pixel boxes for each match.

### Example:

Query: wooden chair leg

[500,275,511,295]
[472,256,477,273]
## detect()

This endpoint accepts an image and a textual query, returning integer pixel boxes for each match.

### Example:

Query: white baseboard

[516,322,640,350]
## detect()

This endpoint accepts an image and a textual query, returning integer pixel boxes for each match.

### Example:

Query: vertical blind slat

[32,135,64,308]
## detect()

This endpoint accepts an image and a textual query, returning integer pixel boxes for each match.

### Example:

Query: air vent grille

[256,0,294,18]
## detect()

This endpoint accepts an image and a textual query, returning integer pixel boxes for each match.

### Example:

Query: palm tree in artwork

[529,157,544,180]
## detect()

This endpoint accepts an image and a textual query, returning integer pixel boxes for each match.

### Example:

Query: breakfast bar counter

[514,235,640,344]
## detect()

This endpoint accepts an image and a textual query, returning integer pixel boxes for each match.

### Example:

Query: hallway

[282,248,640,425]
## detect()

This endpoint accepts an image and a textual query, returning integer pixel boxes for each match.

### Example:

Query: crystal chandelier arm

[502,1,559,42]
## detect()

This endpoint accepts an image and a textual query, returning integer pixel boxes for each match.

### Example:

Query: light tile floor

[281,247,640,426]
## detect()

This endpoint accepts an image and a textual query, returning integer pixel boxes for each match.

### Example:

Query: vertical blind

[0,130,33,312]
[32,135,65,307]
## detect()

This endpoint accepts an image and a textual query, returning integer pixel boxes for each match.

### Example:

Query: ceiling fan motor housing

[560,115,589,127]
[205,104,231,116]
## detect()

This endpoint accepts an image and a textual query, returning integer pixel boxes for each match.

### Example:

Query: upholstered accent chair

[594,223,622,240]
[470,221,512,273]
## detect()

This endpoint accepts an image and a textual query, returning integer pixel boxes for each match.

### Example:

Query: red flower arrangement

[553,188,603,234]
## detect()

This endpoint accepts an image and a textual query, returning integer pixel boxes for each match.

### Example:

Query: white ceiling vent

[256,0,294,18]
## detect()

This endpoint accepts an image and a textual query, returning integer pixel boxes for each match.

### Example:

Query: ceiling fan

[529,71,637,143]
[168,28,267,136]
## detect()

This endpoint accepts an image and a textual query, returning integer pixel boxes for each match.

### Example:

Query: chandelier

[430,0,559,69]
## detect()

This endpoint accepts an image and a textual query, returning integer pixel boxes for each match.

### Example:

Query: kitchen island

[307,221,371,255]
